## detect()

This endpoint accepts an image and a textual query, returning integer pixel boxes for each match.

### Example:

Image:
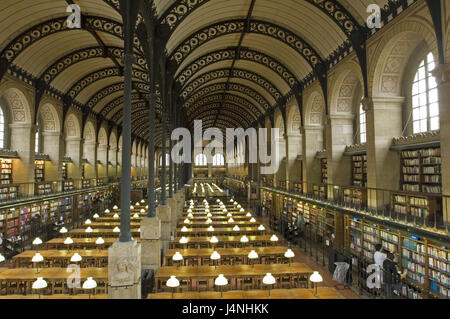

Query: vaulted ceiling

[0,0,404,144]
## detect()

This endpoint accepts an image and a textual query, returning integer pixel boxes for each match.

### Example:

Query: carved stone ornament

[109,241,141,287]
[360,96,373,112]
[392,130,440,146]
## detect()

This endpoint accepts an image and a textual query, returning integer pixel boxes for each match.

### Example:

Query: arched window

[213,153,225,166]
[195,154,207,166]
[35,129,40,153]
[159,154,169,166]
[0,106,4,149]
[359,103,367,144]
[412,52,439,133]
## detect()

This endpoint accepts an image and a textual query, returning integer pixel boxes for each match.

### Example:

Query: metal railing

[262,181,450,235]
[0,177,151,206]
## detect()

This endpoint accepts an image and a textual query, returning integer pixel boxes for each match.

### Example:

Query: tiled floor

[255,213,361,299]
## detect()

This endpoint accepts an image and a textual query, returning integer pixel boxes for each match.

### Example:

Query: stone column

[208,163,212,178]
[167,197,178,235]
[365,96,404,209]
[140,217,162,271]
[42,131,63,191]
[83,142,98,180]
[156,205,171,254]
[97,145,108,179]
[432,64,450,224]
[286,132,302,191]
[65,137,83,185]
[108,146,118,179]
[108,240,141,299]
[301,125,324,193]
[275,136,286,187]
[9,123,36,195]
[326,115,354,198]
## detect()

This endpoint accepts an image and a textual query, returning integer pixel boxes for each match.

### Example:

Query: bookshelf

[82,179,91,189]
[63,179,74,191]
[392,193,442,224]
[36,182,51,196]
[313,184,326,199]
[293,182,302,193]
[401,148,441,194]
[0,158,17,201]
[343,187,367,206]
[345,215,448,299]
[62,162,68,180]
[321,158,327,184]
[35,160,45,182]
[352,154,367,187]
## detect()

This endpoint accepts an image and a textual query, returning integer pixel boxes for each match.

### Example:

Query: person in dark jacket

[383,252,404,298]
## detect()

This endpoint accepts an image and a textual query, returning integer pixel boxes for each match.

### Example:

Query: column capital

[328,114,354,121]
[41,131,61,137]
[431,63,450,85]
[65,136,83,143]
[9,123,36,130]
[301,125,323,132]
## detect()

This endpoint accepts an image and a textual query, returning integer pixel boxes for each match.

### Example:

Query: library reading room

[0,0,448,305]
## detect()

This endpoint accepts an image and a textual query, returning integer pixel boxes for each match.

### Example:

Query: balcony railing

[260,181,450,235]
[0,177,151,206]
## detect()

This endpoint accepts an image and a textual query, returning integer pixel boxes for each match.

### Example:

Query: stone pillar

[176,191,184,218]
[108,146,118,178]
[275,136,286,187]
[326,115,354,198]
[208,163,212,178]
[97,145,108,179]
[9,123,36,195]
[42,132,63,183]
[156,205,171,254]
[432,64,450,224]
[286,132,302,191]
[365,96,404,209]
[108,240,141,299]
[65,137,82,183]
[140,217,162,271]
[83,142,98,180]
[301,125,324,193]
[167,197,178,235]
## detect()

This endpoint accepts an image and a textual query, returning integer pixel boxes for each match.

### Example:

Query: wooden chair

[52,280,66,294]
[240,277,254,290]
[293,275,308,288]
[196,279,209,292]
[279,275,291,289]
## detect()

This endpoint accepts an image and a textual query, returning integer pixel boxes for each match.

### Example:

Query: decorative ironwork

[65,67,150,100]
[181,68,282,101]
[177,47,298,89]
[99,93,142,117]
[86,82,149,112]
[183,82,270,112]
[304,0,360,36]
[0,15,143,63]
[169,19,324,70]
[188,102,257,124]
[186,93,262,118]
[39,46,146,85]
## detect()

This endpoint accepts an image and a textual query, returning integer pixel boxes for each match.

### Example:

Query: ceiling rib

[213,0,256,129]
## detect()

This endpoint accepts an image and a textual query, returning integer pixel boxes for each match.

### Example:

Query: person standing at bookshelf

[383,252,404,299]
[374,244,387,284]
